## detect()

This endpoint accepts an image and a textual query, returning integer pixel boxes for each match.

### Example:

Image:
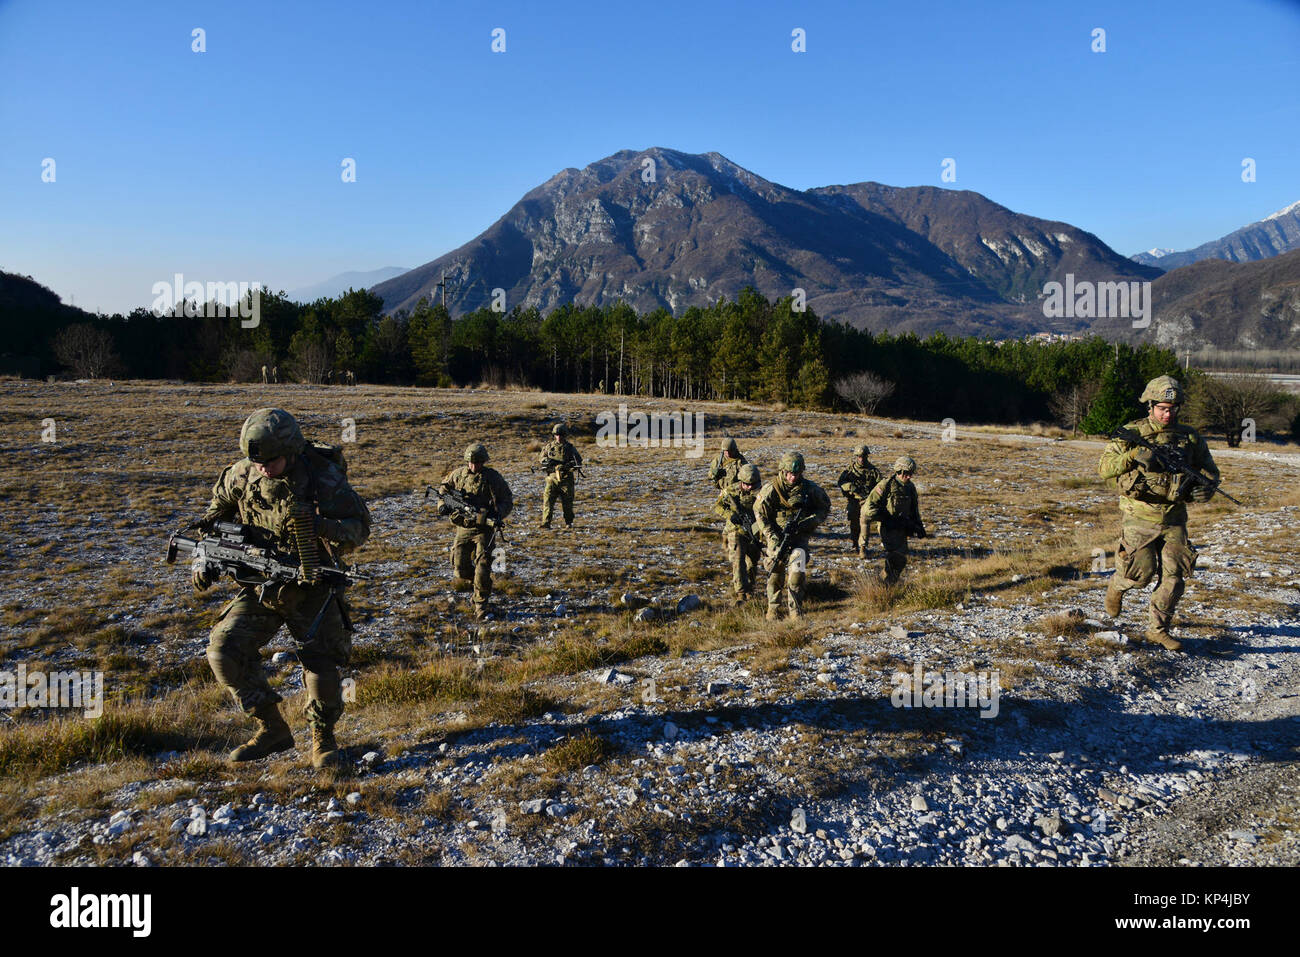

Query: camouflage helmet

[893,455,917,474]
[240,408,305,463]
[1140,375,1184,405]
[737,464,761,487]
[852,444,869,459]
[552,423,568,437]
[722,437,740,455]
[464,442,489,464]
[778,451,805,475]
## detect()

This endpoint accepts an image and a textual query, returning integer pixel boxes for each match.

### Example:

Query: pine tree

[1078,345,1142,435]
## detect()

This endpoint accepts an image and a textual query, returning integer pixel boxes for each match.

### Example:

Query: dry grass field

[1,378,1297,866]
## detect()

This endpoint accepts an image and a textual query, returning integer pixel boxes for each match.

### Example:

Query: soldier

[838,444,882,557]
[261,364,268,385]
[754,452,831,621]
[708,437,748,490]
[539,423,582,528]
[714,463,763,605]
[437,443,514,620]
[865,456,927,585]
[192,408,371,769]
[1099,376,1219,651]
[271,365,279,384]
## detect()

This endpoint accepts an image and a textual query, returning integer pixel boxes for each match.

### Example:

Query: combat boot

[1145,630,1182,652]
[304,671,346,770]
[229,703,294,762]
[1104,585,1123,618]
[310,724,344,769]
[766,605,781,622]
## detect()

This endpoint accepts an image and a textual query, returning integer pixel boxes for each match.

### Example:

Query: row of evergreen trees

[30,286,1187,433]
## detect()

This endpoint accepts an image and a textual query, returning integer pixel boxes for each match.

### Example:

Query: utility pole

[434,271,458,309]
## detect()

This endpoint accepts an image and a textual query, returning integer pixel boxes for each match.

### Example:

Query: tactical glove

[191,564,217,592]
[1131,448,1159,470]
[436,503,452,517]
[1189,485,1214,503]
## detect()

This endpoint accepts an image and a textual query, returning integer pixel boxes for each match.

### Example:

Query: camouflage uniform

[539,425,582,528]
[1099,376,1219,651]
[713,464,762,603]
[708,438,748,490]
[198,408,371,768]
[439,445,514,618]
[837,445,882,557]
[865,456,926,585]
[753,452,831,620]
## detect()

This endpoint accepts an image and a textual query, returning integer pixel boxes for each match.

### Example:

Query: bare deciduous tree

[291,337,332,384]
[834,371,895,415]
[1189,373,1281,448]
[1048,380,1102,436]
[52,324,121,379]
[222,347,271,383]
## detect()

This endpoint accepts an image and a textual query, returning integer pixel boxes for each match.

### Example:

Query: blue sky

[2,0,1298,315]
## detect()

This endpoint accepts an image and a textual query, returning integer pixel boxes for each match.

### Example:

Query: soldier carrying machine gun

[424,483,509,555]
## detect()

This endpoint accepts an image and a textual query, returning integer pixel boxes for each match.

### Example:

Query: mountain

[808,181,1159,304]
[372,147,1156,337]
[1131,201,1300,270]
[287,267,409,303]
[0,270,99,376]
[1090,247,1300,351]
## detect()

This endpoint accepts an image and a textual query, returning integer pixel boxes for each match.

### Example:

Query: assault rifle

[424,485,508,551]
[167,522,363,587]
[726,512,758,546]
[762,507,813,572]
[534,458,586,479]
[1109,428,1241,506]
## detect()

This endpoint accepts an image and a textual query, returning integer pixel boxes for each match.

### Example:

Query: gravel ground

[1,382,1296,867]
